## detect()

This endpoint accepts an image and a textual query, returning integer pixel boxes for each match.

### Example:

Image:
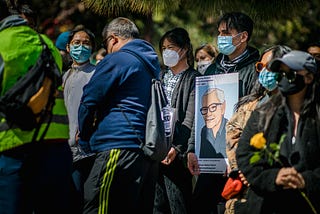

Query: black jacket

[205,46,260,98]
[236,104,320,214]
[161,67,201,155]
[187,47,259,154]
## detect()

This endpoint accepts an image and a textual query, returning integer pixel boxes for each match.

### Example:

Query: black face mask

[278,74,306,96]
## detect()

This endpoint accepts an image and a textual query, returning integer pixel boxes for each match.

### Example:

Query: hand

[238,170,250,187]
[75,129,80,145]
[275,167,305,189]
[187,152,200,175]
[161,147,177,165]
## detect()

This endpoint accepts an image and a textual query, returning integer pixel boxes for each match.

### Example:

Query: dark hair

[18,4,37,29]
[159,27,194,67]
[307,41,320,48]
[217,12,254,41]
[195,43,218,61]
[258,77,320,134]
[68,27,96,51]
[235,45,292,111]
[0,1,37,28]
[102,17,140,40]
[255,45,320,132]
[0,0,19,20]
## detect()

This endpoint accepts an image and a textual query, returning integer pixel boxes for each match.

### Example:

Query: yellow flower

[250,132,266,150]
[249,133,317,213]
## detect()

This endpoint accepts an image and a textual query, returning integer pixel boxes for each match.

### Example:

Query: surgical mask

[162,49,180,67]
[197,60,212,74]
[70,44,92,64]
[258,68,279,91]
[278,73,306,96]
[217,33,241,55]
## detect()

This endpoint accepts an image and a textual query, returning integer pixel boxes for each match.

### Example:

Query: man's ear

[66,44,70,53]
[111,35,118,46]
[240,31,248,43]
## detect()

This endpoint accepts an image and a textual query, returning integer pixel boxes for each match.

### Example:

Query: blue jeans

[0,142,73,214]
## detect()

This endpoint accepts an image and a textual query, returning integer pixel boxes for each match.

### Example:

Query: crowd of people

[1,1,320,214]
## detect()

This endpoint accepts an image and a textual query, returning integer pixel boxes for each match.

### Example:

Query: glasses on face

[255,61,268,72]
[279,69,297,83]
[71,40,92,48]
[200,102,222,115]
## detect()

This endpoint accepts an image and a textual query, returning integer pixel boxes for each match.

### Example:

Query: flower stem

[266,149,317,213]
[300,190,317,214]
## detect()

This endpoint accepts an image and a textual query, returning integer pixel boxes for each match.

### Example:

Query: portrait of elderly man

[199,88,228,158]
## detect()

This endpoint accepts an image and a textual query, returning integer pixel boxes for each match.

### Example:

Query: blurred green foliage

[30,0,320,57]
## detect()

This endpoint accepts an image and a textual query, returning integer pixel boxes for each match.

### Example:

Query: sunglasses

[255,62,269,72]
[200,102,222,115]
[278,69,297,83]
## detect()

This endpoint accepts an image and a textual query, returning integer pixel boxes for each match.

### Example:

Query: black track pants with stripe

[83,148,158,214]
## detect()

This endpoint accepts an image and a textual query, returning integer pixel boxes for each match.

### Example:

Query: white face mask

[162,49,180,67]
[197,60,212,74]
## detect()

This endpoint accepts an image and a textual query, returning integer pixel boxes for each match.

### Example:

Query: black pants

[191,173,227,214]
[154,157,193,214]
[83,148,158,214]
[0,142,74,214]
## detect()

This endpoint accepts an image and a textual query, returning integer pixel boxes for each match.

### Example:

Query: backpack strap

[31,35,56,143]
[118,49,157,148]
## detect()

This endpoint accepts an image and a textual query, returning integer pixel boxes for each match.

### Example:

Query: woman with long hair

[236,51,320,213]
[154,27,201,214]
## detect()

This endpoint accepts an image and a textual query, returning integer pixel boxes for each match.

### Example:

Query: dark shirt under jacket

[199,117,228,158]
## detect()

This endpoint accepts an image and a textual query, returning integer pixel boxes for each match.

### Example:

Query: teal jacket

[0,15,69,152]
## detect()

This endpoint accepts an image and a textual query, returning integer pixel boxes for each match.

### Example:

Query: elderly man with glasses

[199,88,228,158]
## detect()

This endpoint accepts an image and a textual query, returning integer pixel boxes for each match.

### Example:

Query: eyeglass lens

[200,103,221,115]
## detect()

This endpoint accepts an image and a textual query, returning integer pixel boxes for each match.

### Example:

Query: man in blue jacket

[78,17,160,213]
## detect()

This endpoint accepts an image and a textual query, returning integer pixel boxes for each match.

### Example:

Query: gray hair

[203,88,225,103]
[102,17,140,39]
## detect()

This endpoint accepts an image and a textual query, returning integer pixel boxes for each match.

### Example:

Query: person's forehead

[163,38,176,46]
[308,46,320,53]
[218,22,238,34]
[72,31,90,41]
[196,49,211,58]
[203,91,220,102]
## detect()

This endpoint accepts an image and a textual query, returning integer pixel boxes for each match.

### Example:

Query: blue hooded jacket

[78,39,160,153]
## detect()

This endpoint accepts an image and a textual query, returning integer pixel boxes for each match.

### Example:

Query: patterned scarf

[163,69,183,106]
[220,49,249,73]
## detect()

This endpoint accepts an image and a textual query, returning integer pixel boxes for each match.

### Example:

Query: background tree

[30,0,320,56]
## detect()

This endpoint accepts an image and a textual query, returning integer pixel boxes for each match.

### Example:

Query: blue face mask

[70,45,92,64]
[217,33,241,55]
[258,68,279,91]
